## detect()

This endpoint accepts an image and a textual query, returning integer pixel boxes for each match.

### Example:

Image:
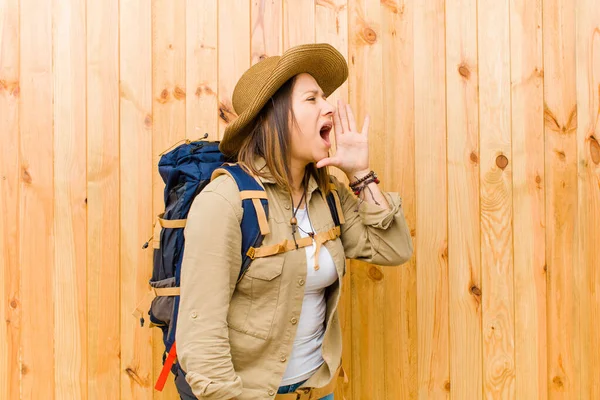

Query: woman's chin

[313,153,329,168]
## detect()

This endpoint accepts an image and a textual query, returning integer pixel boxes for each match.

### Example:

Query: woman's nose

[322,100,335,116]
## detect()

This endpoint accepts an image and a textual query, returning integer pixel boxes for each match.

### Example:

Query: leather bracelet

[350,175,380,196]
[349,170,378,188]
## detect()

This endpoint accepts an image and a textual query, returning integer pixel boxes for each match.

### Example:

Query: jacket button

[280,355,287,362]
[191,311,197,319]
[290,317,298,325]
[298,278,305,286]
[268,389,275,396]
[284,204,291,210]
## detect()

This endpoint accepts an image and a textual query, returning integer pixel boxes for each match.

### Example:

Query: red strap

[155,341,177,391]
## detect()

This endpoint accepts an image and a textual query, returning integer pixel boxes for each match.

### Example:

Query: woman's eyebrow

[303,89,325,96]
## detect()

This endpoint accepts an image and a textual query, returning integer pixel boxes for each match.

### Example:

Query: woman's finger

[333,105,344,135]
[361,114,370,136]
[346,104,357,132]
[316,156,335,169]
[338,100,350,133]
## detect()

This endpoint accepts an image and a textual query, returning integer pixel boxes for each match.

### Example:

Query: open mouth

[320,122,333,147]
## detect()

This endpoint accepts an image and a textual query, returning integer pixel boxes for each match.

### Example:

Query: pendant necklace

[290,182,315,249]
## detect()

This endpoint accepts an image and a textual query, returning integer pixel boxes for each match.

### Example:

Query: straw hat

[219,43,349,157]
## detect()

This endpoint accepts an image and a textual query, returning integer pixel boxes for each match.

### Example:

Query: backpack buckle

[247,247,256,260]
[293,388,313,400]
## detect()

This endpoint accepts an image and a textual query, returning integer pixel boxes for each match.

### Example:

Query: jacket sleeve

[333,175,414,266]
[176,175,244,400]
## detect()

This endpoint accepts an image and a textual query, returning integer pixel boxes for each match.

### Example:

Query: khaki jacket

[176,159,413,400]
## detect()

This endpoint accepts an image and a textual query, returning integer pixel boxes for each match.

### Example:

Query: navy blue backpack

[132,137,344,393]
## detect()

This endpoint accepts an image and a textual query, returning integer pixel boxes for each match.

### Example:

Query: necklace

[290,183,315,249]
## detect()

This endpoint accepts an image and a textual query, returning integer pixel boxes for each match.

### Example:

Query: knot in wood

[21,168,32,184]
[496,155,509,169]
[458,64,471,79]
[173,86,186,100]
[552,376,564,388]
[470,151,479,164]
[362,27,377,44]
[368,266,383,281]
[470,285,481,296]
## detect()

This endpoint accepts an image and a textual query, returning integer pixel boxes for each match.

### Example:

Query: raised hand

[316,99,370,179]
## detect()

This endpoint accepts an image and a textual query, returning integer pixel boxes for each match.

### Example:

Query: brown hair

[236,75,331,196]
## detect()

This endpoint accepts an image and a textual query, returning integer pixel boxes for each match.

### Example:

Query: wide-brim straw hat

[219,43,349,157]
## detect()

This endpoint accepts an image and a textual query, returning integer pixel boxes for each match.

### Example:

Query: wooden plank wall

[1,0,599,399]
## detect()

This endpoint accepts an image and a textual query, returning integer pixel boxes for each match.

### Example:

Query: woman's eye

[307,97,315,101]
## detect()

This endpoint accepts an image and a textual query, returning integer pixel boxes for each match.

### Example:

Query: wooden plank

[315,1,350,398]
[283,0,315,49]
[218,0,250,140]
[575,0,600,396]
[347,1,388,398]
[0,0,20,398]
[19,0,55,397]
[87,0,121,397]
[413,0,449,397]
[380,1,417,398]
[542,0,580,397]
[152,0,186,397]
[120,0,154,398]
[251,0,282,63]
[186,0,218,140]
[53,0,88,398]
[445,0,482,398]
[316,0,348,184]
[510,1,547,398]
[478,0,515,397]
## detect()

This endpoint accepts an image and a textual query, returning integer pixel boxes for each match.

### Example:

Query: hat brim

[219,43,349,157]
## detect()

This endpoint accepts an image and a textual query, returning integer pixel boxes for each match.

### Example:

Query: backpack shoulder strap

[211,163,269,280]
[325,176,345,226]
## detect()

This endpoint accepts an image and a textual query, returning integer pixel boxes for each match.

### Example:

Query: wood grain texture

[252,0,283,65]
[19,0,55,397]
[543,0,580,397]
[445,0,482,398]
[413,0,450,397]
[348,0,387,398]
[283,0,315,49]
[510,1,547,399]
[316,0,348,185]
[381,0,417,398]
[315,1,351,398]
[478,0,516,397]
[218,0,250,140]
[86,0,121,397]
[0,0,20,398]
[186,0,218,140]
[53,0,88,397]
[120,0,154,398]
[152,0,186,397]
[575,0,600,397]
[4,2,600,399]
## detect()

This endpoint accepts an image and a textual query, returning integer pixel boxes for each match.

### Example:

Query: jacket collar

[248,156,320,195]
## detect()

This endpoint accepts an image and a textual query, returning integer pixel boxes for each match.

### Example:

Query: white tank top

[280,207,338,386]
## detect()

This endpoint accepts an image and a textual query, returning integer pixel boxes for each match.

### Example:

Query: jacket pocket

[227,253,285,340]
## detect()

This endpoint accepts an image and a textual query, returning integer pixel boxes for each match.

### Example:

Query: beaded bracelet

[349,170,377,187]
[349,171,380,195]
[351,176,381,206]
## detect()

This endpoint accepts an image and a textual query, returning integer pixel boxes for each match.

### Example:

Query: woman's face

[288,73,336,166]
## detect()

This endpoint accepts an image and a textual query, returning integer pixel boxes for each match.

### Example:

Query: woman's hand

[316,100,370,179]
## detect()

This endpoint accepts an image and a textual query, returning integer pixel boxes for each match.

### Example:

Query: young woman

[175,43,413,400]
